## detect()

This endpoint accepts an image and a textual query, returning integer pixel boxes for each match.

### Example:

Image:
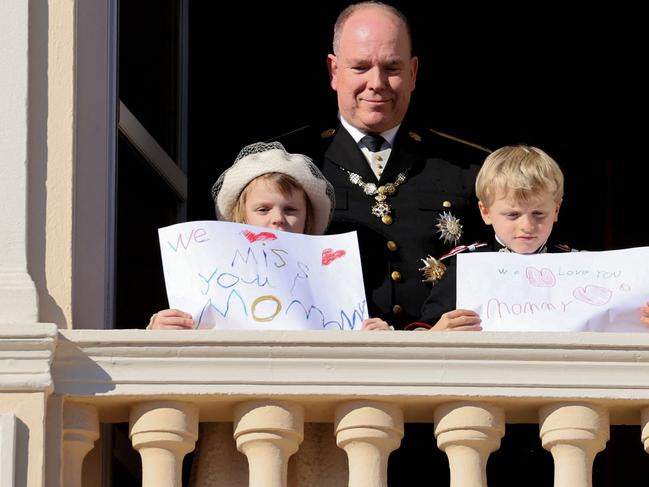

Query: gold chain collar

[341,168,408,225]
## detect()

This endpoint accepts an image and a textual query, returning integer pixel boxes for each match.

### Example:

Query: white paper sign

[456,247,649,332]
[158,221,367,330]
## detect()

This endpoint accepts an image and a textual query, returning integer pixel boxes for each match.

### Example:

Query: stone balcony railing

[2,323,649,487]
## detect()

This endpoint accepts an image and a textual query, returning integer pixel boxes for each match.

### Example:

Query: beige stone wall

[39,0,76,328]
[0,393,48,487]
[1,0,38,322]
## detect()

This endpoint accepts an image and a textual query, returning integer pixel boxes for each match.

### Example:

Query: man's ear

[409,56,419,90]
[327,54,339,90]
[478,201,492,225]
[554,198,563,222]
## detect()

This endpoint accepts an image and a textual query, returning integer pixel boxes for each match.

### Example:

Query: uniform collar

[325,125,377,182]
[494,234,548,254]
[338,115,400,147]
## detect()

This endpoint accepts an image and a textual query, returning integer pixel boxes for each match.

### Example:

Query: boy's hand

[642,301,649,326]
[147,309,195,330]
[361,317,394,331]
[432,309,482,331]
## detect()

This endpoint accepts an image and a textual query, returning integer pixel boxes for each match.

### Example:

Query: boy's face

[479,190,561,254]
[243,178,307,234]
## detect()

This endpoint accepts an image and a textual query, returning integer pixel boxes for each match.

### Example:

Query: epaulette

[262,124,335,158]
[419,242,487,284]
[428,128,492,154]
[264,124,312,143]
[264,124,339,143]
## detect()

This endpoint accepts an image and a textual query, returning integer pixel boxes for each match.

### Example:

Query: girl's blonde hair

[476,145,564,206]
[230,172,315,234]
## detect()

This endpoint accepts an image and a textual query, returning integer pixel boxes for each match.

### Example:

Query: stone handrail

[52,329,649,421]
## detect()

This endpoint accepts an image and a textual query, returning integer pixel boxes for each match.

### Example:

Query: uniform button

[320,128,336,138]
[392,304,403,315]
[386,240,398,251]
[443,200,452,208]
[391,271,402,282]
[381,214,393,225]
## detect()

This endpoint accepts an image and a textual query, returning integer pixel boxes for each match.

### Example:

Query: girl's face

[479,190,561,254]
[243,178,308,233]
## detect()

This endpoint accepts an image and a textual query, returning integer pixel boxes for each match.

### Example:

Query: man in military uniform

[268,3,491,486]
[275,2,490,330]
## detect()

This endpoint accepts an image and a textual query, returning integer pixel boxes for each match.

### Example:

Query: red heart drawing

[525,267,556,287]
[572,285,612,306]
[241,230,277,243]
[322,248,346,265]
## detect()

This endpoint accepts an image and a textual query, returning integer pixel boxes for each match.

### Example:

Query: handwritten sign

[456,247,649,332]
[158,221,367,330]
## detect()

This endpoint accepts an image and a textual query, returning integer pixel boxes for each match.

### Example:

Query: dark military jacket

[417,238,576,327]
[273,120,489,329]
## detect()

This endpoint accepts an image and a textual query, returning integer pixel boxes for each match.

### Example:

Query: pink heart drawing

[241,230,277,243]
[572,285,612,306]
[525,267,556,287]
[322,248,346,265]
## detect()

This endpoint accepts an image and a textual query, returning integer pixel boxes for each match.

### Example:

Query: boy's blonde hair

[475,145,564,207]
[230,172,315,234]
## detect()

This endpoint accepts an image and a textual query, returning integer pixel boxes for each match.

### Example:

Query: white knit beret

[211,142,335,235]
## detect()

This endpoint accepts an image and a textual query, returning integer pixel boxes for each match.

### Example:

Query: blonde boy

[412,144,649,330]
[411,145,567,330]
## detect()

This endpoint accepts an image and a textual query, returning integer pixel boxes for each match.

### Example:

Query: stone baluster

[62,403,99,487]
[335,401,404,487]
[434,402,505,487]
[539,403,609,487]
[129,401,198,487]
[234,400,304,487]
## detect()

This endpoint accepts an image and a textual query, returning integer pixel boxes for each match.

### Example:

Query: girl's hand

[147,309,195,330]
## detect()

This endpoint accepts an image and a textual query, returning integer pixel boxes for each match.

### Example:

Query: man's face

[328,7,418,133]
